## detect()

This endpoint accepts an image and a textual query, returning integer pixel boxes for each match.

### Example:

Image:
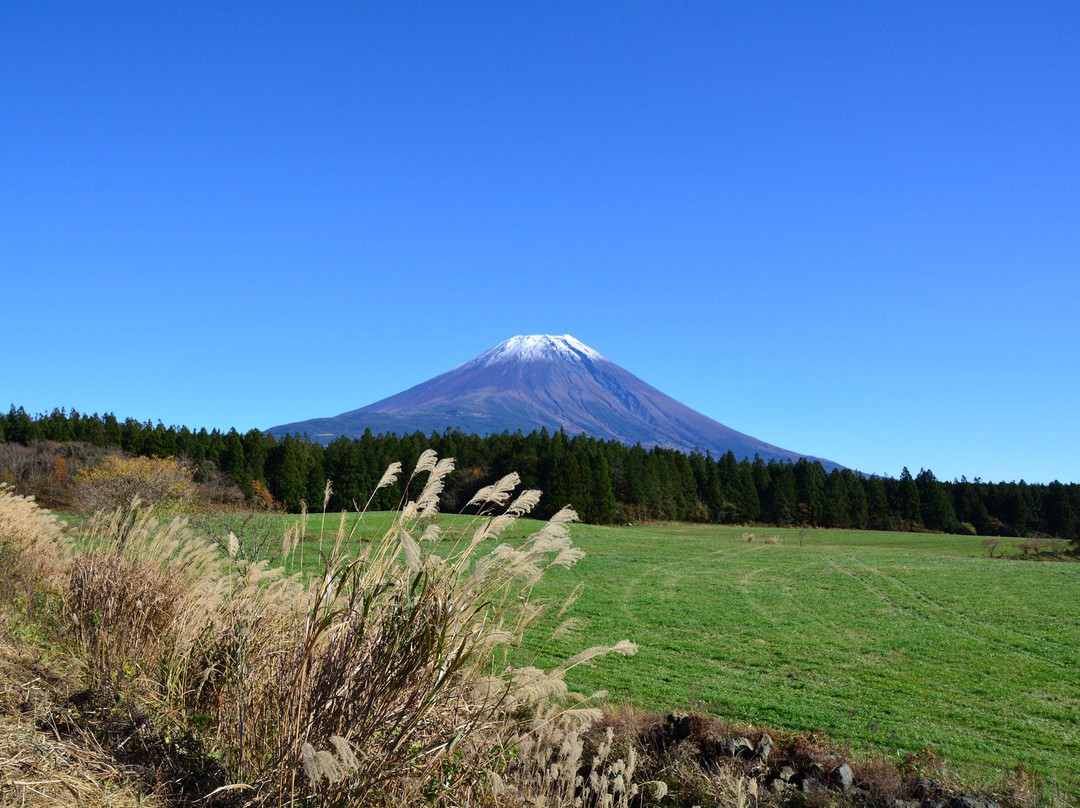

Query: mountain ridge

[268,335,843,471]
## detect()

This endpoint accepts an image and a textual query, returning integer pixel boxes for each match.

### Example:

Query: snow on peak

[471,335,605,367]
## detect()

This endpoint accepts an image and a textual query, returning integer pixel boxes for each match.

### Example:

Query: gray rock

[768,778,787,795]
[801,776,822,794]
[947,797,1000,808]
[912,778,940,800]
[831,763,855,792]
[779,766,797,782]
[724,736,755,757]
[755,732,774,763]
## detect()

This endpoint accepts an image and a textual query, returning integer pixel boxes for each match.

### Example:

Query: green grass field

[255,513,1080,795]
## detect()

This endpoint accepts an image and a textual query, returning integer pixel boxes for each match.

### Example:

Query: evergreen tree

[793,459,827,525]
[866,476,893,530]
[823,470,851,527]
[916,469,957,532]
[1044,481,1078,539]
[844,470,869,529]
[766,465,797,525]
[734,459,760,521]
[587,447,618,524]
[898,467,922,527]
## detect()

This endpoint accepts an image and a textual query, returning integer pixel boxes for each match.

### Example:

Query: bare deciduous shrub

[1015,539,1048,560]
[0,441,114,506]
[981,537,1001,558]
[192,460,245,508]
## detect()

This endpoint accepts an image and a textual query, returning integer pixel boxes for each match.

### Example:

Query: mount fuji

[268,335,842,470]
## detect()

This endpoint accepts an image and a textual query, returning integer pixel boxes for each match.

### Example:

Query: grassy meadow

[273,513,1080,796]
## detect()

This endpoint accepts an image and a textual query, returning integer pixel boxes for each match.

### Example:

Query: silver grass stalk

[507,488,542,517]
[377,461,404,490]
[400,529,422,574]
[301,742,319,785]
[466,471,521,508]
[412,449,438,476]
[329,735,358,772]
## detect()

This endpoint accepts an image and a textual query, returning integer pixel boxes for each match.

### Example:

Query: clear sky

[2,2,1077,484]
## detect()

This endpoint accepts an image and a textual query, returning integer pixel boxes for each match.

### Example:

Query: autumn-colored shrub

[73,454,198,515]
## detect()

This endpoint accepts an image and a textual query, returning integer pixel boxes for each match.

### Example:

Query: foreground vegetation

[6,475,1072,805]
[0,462,661,806]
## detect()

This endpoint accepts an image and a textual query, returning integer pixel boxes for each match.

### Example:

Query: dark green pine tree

[1000,483,1031,536]
[793,459,827,525]
[5,406,37,444]
[823,470,852,527]
[587,447,618,524]
[916,469,958,532]
[866,476,893,530]
[734,459,761,521]
[898,467,922,527]
[221,430,247,487]
[702,455,725,522]
[267,435,306,511]
[766,464,798,525]
[1044,481,1079,539]
[844,470,869,529]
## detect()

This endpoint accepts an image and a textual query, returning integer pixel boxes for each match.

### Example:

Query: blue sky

[2,2,1077,483]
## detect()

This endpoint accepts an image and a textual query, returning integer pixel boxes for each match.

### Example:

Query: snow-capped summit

[269,336,841,470]
[465,335,605,368]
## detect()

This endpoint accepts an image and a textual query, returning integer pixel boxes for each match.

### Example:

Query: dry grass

[0,485,69,613]
[0,607,167,808]
[3,457,649,807]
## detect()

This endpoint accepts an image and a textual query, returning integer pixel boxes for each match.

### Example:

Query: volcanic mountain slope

[268,335,842,470]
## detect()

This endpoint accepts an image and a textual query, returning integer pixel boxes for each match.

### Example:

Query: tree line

[2,405,1078,541]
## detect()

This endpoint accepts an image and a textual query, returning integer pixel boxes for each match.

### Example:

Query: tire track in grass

[827,555,1080,783]
[847,558,1080,674]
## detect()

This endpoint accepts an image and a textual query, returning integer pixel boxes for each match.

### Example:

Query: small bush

[73,454,198,515]
[1015,539,1048,560]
